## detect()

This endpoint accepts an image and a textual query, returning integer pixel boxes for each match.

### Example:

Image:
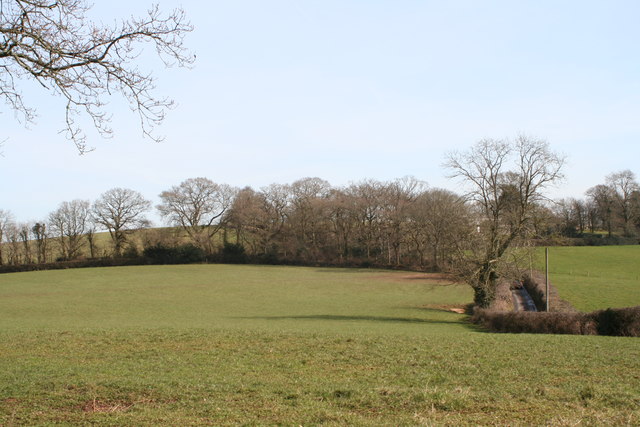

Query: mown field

[1,265,639,425]
[536,245,640,312]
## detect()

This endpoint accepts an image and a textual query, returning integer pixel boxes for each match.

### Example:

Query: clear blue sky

[2,0,639,223]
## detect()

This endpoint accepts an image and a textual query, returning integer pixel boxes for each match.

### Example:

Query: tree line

[2,169,637,270]
[554,170,640,239]
[1,137,638,308]
[0,178,469,270]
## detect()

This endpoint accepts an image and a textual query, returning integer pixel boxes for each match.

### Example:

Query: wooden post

[545,247,549,312]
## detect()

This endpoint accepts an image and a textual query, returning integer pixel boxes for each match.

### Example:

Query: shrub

[0,257,146,274]
[220,242,248,264]
[256,250,280,265]
[471,309,591,335]
[594,306,640,337]
[471,306,639,336]
[123,245,140,259]
[143,244,205,264]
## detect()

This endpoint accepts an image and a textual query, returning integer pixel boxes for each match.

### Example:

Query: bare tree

[92,188,151,256]
[380,176,424,266]
[571,198,587,235]
[407,189,470,270]
[446,136,565,307]
[224,186,269,254]
[346,180,386,262]
[18,222,32,264]
[553,198,576,237]
[606,170,640,237]
[326,188,358,263]
[288,177,331,262]
[0,0,193,153]
[258,183,292,258]
[584,198,599,234]
[633,190,640,232]
[586,184,616,237]
[48,199,90,260]
[157,177,237,254]
[0,209,14,265]
[553,197,589,237]
[4,221,21,265]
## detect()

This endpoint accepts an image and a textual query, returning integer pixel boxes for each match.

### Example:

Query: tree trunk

[473,265,498,308]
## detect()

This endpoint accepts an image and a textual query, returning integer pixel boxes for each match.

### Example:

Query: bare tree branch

[0,0,193,153]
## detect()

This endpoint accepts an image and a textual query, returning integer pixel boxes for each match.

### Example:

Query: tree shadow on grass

[312,268,374,274]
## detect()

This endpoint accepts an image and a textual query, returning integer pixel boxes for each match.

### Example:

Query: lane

[512,287,538,312]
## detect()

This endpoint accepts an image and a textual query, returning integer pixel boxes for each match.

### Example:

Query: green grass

[0,265,468,334]
[535,246,640,311]
[1,265,639,425]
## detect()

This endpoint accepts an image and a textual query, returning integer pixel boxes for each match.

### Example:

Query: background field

[0,265,469,334]
[535,245,640,311]
[1,265,639,425]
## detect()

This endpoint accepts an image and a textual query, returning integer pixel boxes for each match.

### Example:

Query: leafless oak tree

[0,0,193,153]
[446,136,565,307]
[92,188,151,256]
[157,177,237,254]
[48,199,90,259]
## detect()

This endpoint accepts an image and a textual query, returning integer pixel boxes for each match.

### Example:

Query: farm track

[512,287,537,312]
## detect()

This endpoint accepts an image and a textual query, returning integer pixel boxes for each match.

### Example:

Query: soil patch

[419,303,468,314]
[369,272,457,284]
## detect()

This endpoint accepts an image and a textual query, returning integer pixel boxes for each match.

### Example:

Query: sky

[2,0,640,224]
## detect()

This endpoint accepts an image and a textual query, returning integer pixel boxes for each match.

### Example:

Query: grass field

[1,265,639,425]
[535,245,640,312]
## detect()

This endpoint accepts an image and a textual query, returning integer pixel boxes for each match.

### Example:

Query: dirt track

[512,287,538,311]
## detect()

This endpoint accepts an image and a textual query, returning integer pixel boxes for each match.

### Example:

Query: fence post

[545,247,549,312]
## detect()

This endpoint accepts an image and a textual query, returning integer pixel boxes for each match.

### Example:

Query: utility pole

[545,247,549,312]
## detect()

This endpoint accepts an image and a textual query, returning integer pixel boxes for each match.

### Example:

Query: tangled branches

[0,0,193,153]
